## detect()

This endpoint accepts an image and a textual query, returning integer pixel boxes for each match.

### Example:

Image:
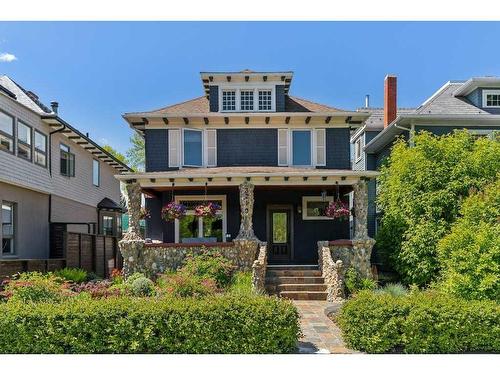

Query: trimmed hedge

[337,290,500,353]
[0,294,300,354]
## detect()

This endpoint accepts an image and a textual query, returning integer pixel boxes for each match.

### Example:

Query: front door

[267,205,293,263]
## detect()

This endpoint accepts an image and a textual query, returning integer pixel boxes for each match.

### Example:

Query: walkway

[293,300,359,354]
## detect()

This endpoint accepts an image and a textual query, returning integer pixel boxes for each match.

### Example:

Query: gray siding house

[0,76,131,260]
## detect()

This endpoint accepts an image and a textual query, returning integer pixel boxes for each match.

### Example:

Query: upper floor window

[483,90,500,108]
[34,131,47,167]
[240,90,254,111]
[292,130,312,166]
[92,159,100,186]
[60,143,75,177]
[354,136,363,162]
[17,121,32,161]
[222,90,236,111]
[278,129,325,167]
[2,201,15,255]
[183,129,203,167]
[258,90,272,111]
[0,110,14,153]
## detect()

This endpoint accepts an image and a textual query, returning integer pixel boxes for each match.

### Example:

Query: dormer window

[240,90,254,111]
[258,90,272,111]
[222,90,236,111]
[483,90,500,108]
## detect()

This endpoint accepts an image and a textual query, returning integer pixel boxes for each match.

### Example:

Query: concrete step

[276,291,328,300]
[266,269,322,277]
[265,276,325,285]
[266,283,327,292]
[267,265,319,271]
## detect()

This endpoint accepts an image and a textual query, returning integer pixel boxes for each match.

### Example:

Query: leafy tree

[376,130,500,286]
[126,133,145,172]
[102,144,128,164]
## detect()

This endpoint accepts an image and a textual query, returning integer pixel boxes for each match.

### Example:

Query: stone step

[266,283,327,292]
[266,265,319,271]
[265,276,325,285]
[275,291,328,300]
[266,269,323,277]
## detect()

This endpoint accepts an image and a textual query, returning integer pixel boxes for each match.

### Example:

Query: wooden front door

[267,205,293,263]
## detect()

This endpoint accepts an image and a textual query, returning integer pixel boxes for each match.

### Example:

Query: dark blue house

[120,70,377,265]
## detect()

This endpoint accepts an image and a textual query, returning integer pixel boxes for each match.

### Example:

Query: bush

[1,272,72,303]
[437,180,500,301]
[344,267,377,296]
[72,280,123,299]
[374,283,408,297]
[0,294,300,354]
[376,131,500,286]
[228,272,253,294]
[181,250,235,288]
[337,290,500,353]
[129,277,155,297]
[158,273,217,298]
[54,268,88,283]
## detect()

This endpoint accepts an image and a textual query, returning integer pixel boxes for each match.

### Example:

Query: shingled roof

[358,107,416,130]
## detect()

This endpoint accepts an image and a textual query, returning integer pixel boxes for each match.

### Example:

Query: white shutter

[205,129,217,167]
[168,129,180,168]
[315,129,326,166]
[278,129,289,166]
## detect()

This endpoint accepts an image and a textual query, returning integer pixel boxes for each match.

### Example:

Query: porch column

[353,179,369,240]
[235,181,258,240]
[122,181,143,241]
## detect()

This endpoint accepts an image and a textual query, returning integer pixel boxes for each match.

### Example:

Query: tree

[102,144,128,164]
[376,130,500,286]
[126,133,145,172]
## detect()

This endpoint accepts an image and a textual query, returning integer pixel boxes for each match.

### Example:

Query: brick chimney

[384,75,397,128]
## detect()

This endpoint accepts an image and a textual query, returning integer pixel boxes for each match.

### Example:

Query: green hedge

[0,294,300,354]
[337,290,500,353]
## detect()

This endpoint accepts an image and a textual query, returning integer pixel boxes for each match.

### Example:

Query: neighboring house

[0,75,131,260]
[352,75,500,267]
[119,70,377,266]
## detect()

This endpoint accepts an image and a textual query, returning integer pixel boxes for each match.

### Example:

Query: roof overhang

[454,77,500,96]
[41,115,132,173]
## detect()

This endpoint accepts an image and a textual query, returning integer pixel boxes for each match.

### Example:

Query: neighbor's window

[60,143,75,177]
[92,159,100,186]
[2,201,15,255]
[102,215,114,236]
[17,121,32,160]
[483,90,500,108]
[0,110,14,153]
[34,130,47,167]
[355,137,363,162]
[183,129,202,167]
[302,196,334,220]
[240,90,254,111]
[222,90,236,111]
[258,90,272,111]
[292,130,311,166]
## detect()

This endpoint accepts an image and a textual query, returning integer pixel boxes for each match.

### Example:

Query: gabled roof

[0,75,53,114]
[97,197,123,211]
[453,77,500,96]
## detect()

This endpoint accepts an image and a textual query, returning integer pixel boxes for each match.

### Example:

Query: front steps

[265,265,328,300]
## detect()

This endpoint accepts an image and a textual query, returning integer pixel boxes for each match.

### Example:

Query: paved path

[293,300,359,354]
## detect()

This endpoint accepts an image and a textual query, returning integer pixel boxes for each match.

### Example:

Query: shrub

[129,277,155,297]
[0,294,300,354]
[437,180,500,301]
[158,273,217,298]
[1,272,72,303]
[374,283,408,297]
[181,250,234,288]
[376,131,500,286]
[344,267,377,296]
[72,280,123,299]
[337,290,500,353]
[228,272,253,294]
[54,268,88,283]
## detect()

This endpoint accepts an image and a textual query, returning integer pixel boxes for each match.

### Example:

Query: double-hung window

[483,90,500,108]
[0,110,14,153]
[240,90,254,111]
[2,201,15,255]
[34,131,47,167]
[183,129,203,167]
[60,143,75,177]
[292,130,312,166]
[354,136,363,162]
[222,90,236,111]
[17,121,32,160]
[258,90,272,111]
[92,159,100,186]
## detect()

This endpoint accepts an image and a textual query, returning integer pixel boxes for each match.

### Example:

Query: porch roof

[115,166,379,188]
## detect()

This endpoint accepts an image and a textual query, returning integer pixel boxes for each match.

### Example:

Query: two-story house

[119,70,377,267]
[0,75,131,261]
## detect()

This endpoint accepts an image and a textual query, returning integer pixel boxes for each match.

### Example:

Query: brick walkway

[293,300,359,354]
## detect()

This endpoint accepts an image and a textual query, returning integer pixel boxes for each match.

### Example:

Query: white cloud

[0,53,17,62]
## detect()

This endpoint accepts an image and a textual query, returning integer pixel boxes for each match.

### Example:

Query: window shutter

[315,129,326,166]
[278,129,288,166]
[205,129,217,167]
[168,129,180,168]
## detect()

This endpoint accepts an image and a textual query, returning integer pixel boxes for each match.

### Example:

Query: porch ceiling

[115,167,379,188]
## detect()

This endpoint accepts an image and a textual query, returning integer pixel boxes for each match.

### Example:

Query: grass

[228,272,253,294]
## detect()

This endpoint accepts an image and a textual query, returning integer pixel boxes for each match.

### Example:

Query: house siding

[145,129,170,172]
[275,85,285,112]
[323,128,351,169]
[209,86,219,112]
[352,133,365,171]
[466,88,482,107]
[217,129,278,166]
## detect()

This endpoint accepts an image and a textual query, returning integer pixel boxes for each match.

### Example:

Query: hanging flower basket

[325,200,351,220]
[194,202,221,219]
[161,202,187,222]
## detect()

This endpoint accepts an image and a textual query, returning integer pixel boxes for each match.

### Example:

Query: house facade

[0,75,130,260]
[119,70,377,266]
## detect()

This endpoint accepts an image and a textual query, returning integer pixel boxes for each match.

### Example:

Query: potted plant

[194,202,221,219]
[161,202,187,222]
[325,200,351,220]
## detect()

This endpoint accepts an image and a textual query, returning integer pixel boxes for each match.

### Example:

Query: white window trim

[182,128,204,168]
[174,195,227,243]
[354,136,363,163]
[290,129,314,167]
[302,196,334,220]
[218,84,276,113]
[482,89,500,108]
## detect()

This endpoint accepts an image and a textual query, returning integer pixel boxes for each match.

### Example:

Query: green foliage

[1,272,71,303]
[374,283,408,297]
[337,290,500,353]
[102,144,128,164]
[157,273,217,298]
[437,180,500,301]
[54,268,88,283]
[181,250,235,288]
[129,277,155,297]
[376,131,500,286]
[344,267,377,296]
[0,294,300,354]
[228,272,253,294]
[126,133,145,172]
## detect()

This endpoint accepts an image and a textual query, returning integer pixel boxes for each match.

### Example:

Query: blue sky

[0,22,499,154]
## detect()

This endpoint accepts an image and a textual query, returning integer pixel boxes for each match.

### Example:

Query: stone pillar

[122,181,143,241]
[236,181,258,240]
[353,179,369,240]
